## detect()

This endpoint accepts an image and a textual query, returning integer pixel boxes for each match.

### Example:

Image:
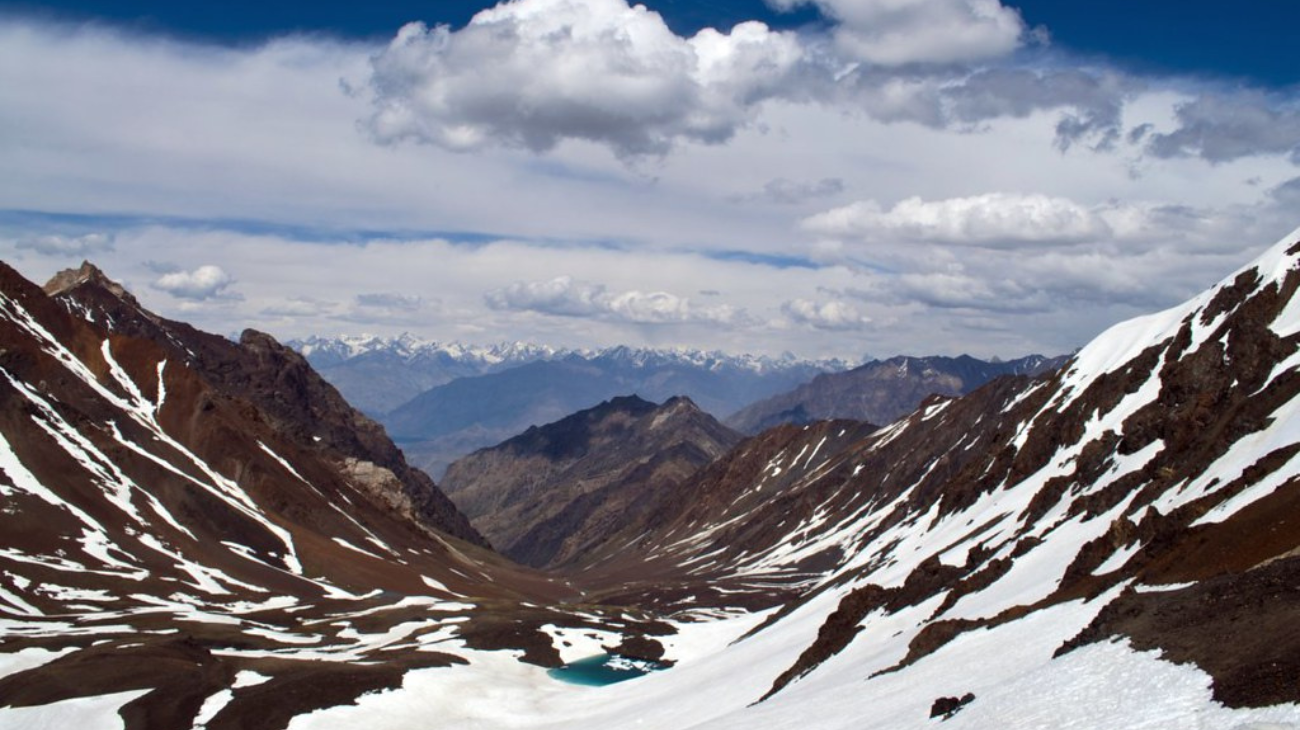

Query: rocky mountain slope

[440,395,744,568]
[726,353,1066,433]
[0,262,669,727]
[44,264,484,547]
[380,348,839,478]
[4,223,1300,730]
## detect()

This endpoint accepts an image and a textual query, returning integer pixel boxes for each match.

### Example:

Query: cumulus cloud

[356,0,1165,165]
[803,192,1111,247]
[1146,91,1300,163]
[15,232,115,256]
[151,264,236,301]
[772,0,1027,66]
[365,0,807,157]
[485,275,750,325]
[781,298,873,330]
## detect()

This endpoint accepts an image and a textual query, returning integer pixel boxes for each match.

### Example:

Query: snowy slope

[295,226,1300,729]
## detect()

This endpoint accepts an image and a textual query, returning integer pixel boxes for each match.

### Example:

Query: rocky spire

[43,260,139,306]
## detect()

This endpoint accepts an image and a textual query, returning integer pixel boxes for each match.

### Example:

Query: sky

[2,0,1299,361]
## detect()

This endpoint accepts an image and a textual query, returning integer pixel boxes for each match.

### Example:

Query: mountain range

[288,335,569,416]
[295,336,1064,480]
[291,335,854,417]
[2,224,1300,730]
[364,347,847,478]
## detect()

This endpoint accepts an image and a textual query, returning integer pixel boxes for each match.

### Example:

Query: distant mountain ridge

[726,353,1068,433]
[290,334,855,417]
[335,344,849,478]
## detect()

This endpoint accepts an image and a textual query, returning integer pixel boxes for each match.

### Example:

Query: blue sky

[8,0,1296,85]
[2,0,1299,360]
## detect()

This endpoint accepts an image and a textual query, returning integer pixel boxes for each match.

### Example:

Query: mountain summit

[441,394,743,569]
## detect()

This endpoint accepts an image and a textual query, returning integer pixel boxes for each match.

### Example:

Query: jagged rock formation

[726,353,1066,433]
[441,395,743,568]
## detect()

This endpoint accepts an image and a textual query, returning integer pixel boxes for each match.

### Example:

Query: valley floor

[8,587,1295,730]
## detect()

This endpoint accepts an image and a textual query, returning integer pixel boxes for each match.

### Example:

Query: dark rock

[929,693,975,719]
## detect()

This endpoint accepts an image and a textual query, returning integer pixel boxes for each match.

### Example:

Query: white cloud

[772,0,1027,66]
[484,276,607,317]
[152,264,236,301]
[14,232,115,256]
[803,193,1111,247]
[781,298,873,330]
[365,0,806,157]
[485,275,751,325]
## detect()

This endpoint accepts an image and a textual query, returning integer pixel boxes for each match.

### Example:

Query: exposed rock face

[41,261,485,548]
[726,353,1066,434]
[441,395,743,569]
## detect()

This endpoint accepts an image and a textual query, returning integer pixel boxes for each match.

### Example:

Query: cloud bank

[3,6,1300,361]
[485,275,751,325]
[804,193,1112,247]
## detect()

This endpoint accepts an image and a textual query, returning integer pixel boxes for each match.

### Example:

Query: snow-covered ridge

[289,334,857,374]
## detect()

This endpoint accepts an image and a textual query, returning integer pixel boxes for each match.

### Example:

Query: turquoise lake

[547,654,669,686]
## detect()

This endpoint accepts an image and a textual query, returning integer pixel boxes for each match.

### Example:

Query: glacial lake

[547,654,669,686]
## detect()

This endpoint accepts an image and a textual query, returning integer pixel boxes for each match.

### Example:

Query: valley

[3,226,1300,729]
